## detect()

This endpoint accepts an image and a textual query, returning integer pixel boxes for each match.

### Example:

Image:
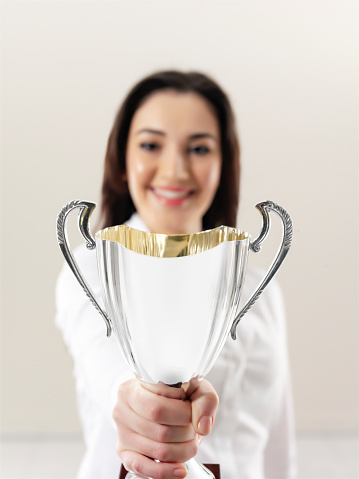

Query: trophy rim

[95,224,249,258]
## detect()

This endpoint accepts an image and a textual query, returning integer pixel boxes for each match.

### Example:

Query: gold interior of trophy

[95,225,249,258]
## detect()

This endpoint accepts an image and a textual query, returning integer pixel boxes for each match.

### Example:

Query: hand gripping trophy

[56,199,292,479]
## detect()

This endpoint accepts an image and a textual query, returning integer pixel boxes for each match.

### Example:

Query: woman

[56,71,296,479]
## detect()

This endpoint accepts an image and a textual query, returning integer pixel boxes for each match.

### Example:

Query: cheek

[127,156,154,192]
[195,160,222,194]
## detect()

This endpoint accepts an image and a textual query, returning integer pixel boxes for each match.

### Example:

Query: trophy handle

[230,201,293,340]
[56,200,112,337]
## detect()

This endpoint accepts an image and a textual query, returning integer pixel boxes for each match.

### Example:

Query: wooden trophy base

[120,463,220,478]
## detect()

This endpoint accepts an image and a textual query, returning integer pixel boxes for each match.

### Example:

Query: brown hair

[100,70,240,230]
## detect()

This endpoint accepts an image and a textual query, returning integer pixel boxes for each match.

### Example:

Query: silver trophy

[56,200,292,479]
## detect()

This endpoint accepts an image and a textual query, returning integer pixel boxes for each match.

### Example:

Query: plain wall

[1,1,358,434]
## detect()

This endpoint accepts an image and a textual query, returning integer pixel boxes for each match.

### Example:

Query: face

[125,90,222,234]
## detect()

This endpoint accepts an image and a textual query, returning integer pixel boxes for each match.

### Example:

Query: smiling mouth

[151,187,192,199]
[150,186,194,205]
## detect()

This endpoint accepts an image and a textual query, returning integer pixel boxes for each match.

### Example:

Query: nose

[158,146,190,181]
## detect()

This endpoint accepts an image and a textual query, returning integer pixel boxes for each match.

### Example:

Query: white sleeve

[196,270,297,479]
[264,374,297,478]
[55,244,133,421]
[262,280,297,479]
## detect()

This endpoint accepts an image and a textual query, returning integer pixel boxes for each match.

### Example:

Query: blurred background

[1,1,358,478]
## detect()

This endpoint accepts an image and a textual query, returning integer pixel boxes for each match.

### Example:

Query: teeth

[153,188,190,199]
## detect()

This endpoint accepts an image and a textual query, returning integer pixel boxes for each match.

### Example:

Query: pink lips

[149,186,194,206]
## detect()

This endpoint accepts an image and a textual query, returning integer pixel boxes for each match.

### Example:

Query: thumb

[188,379,219,436]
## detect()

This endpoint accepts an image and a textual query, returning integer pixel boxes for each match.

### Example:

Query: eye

[189,145,210,155]
[140,142,160,151]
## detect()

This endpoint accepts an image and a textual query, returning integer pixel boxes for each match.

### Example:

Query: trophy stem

[124,458,215,479]
[183,459,215,478]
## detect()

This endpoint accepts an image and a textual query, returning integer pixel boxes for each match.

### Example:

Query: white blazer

[55,213,297,479]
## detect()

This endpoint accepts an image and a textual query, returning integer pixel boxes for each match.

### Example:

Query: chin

[165,223,202,235]
[147,211,202,235]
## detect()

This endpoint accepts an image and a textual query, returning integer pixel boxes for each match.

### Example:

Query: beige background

[1,0,358,436]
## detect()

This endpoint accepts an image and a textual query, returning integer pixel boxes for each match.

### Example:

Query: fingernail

[198,416,213,435]
[173,467,187,478]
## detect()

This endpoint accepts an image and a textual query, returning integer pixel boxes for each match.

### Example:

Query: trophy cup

[56,200,292,479]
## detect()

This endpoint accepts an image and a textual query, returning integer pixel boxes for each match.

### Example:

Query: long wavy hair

[100,70,240,230]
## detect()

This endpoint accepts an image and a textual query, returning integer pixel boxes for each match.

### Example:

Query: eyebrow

[189,133,218,142]
[136,129,218,141]
[136,128,165,136]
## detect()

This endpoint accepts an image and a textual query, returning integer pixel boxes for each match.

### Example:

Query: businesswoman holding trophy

[56,71,296,479]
